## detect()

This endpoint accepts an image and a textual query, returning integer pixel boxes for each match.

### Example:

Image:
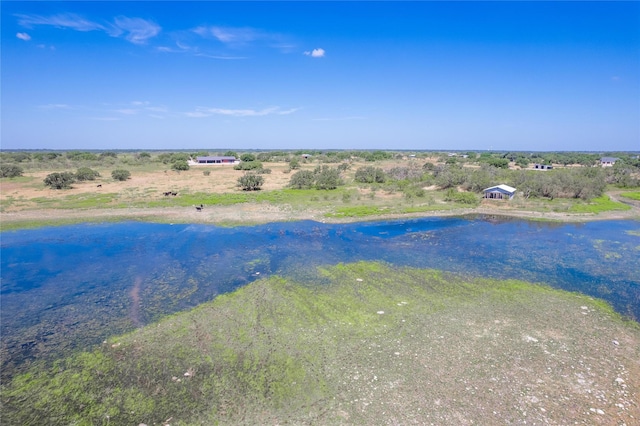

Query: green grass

[567,195,632,213]
[3,262,638,425]
[620,191,640,201]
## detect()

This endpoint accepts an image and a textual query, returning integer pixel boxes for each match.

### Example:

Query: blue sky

[2,1,639,151]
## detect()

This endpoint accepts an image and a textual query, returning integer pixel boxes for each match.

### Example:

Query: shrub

[289,170,316,189]
[444,189,479,205]
[314,166,342,190]
[111,169,131,181]
[75,167,101,181]
[203,170,211,176]
[67,151,98,161]
[234,161,263,171]
[240,153,256,162]
[44,172,76,189]
[237,172,264,191]
[355,166,386,183]
[289,158,301,170]
[171,160,189,171]
[0,164,24,178]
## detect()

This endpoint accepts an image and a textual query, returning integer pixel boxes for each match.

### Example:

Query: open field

[2,262,639,425]
[1,155,639,230]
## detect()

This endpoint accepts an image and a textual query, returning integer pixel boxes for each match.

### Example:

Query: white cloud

[16,32,31,41]
[312,116,366,121]
[38,104,72,109]
[15,13,160,45]
[115,109,138,115]
[110,16,161,44]
[304,48,325,58]
[193,26,261,46]
[16,13,104,32]
[186,106,299,118]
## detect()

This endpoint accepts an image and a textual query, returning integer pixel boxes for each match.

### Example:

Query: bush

[75,167,101,181]
[67,151,98,161]
[240,153,256,162]
[234,161,263,171]
[444,189,479,205]
[289,158,301,170]
[289,170,316,189]
[0,164,24,178]
[171,160,190,171]
[237,172,264,191]
[314,166,342,190]
[203,170,211,176]
[355,166,386,183]
[111,169,131,181]
[44,172,76,189]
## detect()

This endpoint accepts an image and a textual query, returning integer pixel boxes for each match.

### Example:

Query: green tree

[240,153,256,162]
[288,170,315,189]
[354,166,386,183]
[234,161,263,171]
[111,169,131,181]
[314,166,342,190]
[75,167,101,181]
[171,160,190,171]
[289,158,301,170]
[0,164,24,178]
[237,172,264,191]
[44,172,76,189]
[224,150,238,159]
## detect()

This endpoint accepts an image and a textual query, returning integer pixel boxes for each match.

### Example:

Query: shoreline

[2,201,639,231]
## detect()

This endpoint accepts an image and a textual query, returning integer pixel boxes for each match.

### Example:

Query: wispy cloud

[312,116,366,121]
[112,101,169,117]
[90,117,121,121]
[304,48,325,58]
[193,26,260,46]
[109,16,161,45]
[38,103,72,110]
[16,32,31,41]
[186,106,299,118]
[17,13,104,32]
[15,13,160,45]
[192,25,294,53]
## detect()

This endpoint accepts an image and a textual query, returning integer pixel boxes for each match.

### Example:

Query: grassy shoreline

[2,262,639,425]
[2,196,639,232]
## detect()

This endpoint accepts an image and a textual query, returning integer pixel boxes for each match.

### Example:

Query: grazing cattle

[163,191,171,196]
[171,192,178,196]
[195,204,204,212]
[97,184,102,188]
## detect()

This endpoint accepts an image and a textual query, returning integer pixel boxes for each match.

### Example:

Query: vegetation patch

[2,262,638,425]
[621,191,640,201]
[568,195,631,213]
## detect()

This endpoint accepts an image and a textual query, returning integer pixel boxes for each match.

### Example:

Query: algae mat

[2,262,639,425]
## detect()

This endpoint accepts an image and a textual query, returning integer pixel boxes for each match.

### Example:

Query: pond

[1,216,639,378]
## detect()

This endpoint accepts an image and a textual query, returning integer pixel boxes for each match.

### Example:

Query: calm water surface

[1,217,639,377]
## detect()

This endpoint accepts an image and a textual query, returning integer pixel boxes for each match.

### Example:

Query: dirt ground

[1,160,639,227]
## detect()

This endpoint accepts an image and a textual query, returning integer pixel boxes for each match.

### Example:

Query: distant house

[534,163,553,170]
[483,184,517,200]
[195,156,237,164]
[599,157,618,167]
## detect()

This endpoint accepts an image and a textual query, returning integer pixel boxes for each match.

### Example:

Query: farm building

[534,164,553,170]
[483,184,517,200]
[195,156,237,164]
[599,157,618,167]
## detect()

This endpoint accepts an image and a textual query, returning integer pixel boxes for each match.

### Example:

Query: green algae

[2,262,639,425]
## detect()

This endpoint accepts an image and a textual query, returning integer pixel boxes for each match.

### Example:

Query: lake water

[1,216,639,377]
